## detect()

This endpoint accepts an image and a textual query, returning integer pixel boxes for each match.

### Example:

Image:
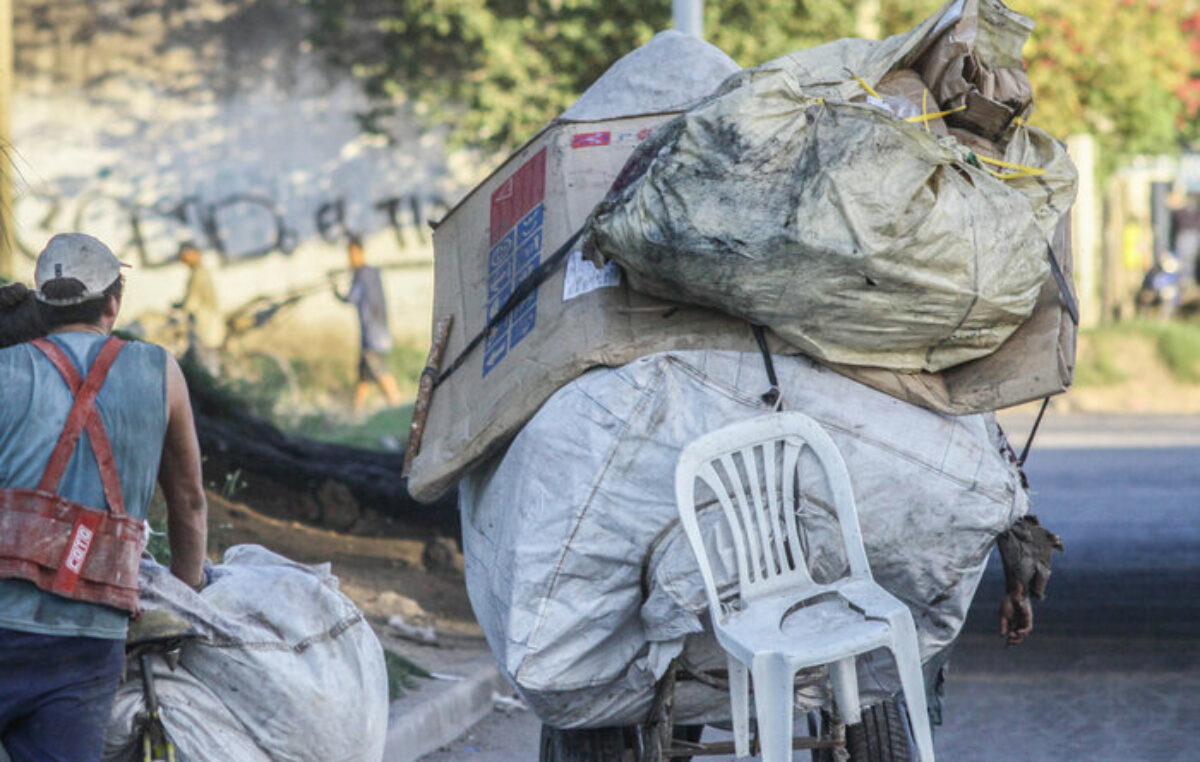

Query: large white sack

[559,30,739,122]
[103,546,389,762]
[583,0,1077,373]
[461,350,1029,728]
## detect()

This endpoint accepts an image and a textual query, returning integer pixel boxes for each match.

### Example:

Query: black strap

[751,324,781,408]
[1045,244,1079,326]
[1017,396,1051,467]
[435,227,586,388]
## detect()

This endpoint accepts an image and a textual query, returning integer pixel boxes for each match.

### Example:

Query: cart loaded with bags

[405,1,1075,758]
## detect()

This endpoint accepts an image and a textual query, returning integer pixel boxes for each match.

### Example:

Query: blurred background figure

[333,237,401,412]
[173,241,224,373]
[1169,192,1200,291]
[1138,253,1182,318]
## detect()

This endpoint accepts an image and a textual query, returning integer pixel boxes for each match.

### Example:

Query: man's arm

[175,271,197,312]
[330,269,358,303]
[996,515,1063,646]
[157,352,208,589]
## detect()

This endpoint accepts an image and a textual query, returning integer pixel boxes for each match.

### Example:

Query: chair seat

[717,591,892,669]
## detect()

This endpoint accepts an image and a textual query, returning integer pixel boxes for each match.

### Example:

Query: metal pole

[1067,134,1100,327]
[855,0,881,40]
[0,0,13,279]
[673,0,703,39]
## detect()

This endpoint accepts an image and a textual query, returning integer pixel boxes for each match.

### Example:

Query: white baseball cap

[34,233,129,305]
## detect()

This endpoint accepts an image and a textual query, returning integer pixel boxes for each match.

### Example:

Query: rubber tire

[845,699,912,762]
[539,724,627,762]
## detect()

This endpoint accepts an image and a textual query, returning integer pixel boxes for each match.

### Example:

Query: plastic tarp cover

[558,30,739,123]
[584,0,1077,373]
[461,350,1029,729]
[102,545,389,762]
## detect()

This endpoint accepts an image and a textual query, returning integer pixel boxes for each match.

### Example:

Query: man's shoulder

[0,341,35,363]
[114,337,170,368]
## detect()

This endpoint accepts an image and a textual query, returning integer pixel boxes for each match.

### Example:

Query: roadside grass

[386,343,430,399]
[1074,330,1129,386]
[290,404,414,451]
[1076,319,1200,386]
[285,342,423,450]
[288,341,427,402]
[188,340,425,452]
[384,650,431,700]
[1149,321,1200,383]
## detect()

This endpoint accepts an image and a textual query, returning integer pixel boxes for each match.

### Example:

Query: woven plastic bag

[584,0,1076,373]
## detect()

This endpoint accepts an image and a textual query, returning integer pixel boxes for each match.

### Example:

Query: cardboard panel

[408,114,760,501]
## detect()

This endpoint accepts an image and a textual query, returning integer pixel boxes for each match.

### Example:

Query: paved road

[423,414,1200,761]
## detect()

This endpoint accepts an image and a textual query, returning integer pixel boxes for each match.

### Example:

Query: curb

[383,661,507,762]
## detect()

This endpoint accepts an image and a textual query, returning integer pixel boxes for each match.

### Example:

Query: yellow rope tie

[905,104,967,124]
[853,74,882,100]
[976,154,1046,180]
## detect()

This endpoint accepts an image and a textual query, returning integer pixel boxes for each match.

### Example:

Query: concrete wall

[9,0,476,346]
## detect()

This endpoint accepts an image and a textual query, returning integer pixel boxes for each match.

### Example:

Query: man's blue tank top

[0,332,169,639]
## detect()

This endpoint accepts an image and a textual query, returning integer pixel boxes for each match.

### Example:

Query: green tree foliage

[303,0,860,151]
[704,1,860,66]
[304,0,671,148]
[1181,11,1200,147]
[306,0,1194,159]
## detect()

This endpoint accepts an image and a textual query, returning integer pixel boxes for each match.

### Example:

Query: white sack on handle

[103,546,389,762]
[461,350,1028,728]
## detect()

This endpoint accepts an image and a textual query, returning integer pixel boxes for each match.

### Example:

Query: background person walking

[333,236,402,412]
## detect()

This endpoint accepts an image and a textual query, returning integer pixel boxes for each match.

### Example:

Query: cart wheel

[845,698,912,762]
[539,724,627,762]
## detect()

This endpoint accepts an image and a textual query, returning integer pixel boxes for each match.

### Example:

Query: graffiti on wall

[14,188,450,266]
[314,195,450,250]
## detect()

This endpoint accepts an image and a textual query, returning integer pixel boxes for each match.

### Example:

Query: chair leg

[727,655,751,758]
[750,652,794,762]
[828,656,861,726]
[890,620,936,762]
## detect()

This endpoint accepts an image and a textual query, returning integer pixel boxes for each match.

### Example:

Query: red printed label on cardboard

[490,147,547,246]
[571,131,612,149]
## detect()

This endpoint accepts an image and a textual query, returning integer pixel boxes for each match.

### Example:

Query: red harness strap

[0,335,145,613]
[33,337,129,516]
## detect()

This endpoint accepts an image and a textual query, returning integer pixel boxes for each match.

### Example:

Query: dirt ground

[1064,334,1200,413]
[189,491,480,638]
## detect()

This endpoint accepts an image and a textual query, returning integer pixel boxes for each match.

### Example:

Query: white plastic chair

[674,412,935,762]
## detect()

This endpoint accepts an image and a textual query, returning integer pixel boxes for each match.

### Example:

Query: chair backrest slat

[718,452,763,584]
[676,412,867,615]
[698,462,754,592]
[762,441,786,575]
[779,442,807,584]
[739,445,781,581]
